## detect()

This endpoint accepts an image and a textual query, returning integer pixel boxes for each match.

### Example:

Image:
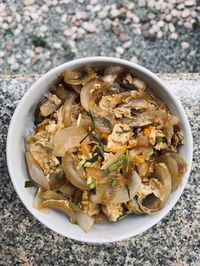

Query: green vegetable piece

[111,179,117,186]
[87,176,92,185]
[24,180,37,188]
[108,161,122,172]
[103,117,113,131]
[118,214,129,221]
[156,136,164,144]
[97,143,105,159]
[85,153,99,164]
[87,110,96,130]
[89,183,96,190]
[76,159,86,170]
[124,150,129,173]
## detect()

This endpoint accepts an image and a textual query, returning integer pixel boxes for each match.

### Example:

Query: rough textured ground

[0,0,199,74]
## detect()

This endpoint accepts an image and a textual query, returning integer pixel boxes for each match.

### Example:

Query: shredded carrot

[143,128,151,136]
[104,145,127,153]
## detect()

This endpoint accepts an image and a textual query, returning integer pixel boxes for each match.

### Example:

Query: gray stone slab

[0,74,199,265]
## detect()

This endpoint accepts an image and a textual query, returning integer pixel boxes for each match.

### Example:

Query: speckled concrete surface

[0,73,199,266]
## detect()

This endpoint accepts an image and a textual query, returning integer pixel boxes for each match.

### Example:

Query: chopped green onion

[125,184,130,199]
[85,153,99,164]
[55,171,64,180]
[84,162,92,167]
[87,176,92,185]
[118,214,129,221]
[76,159,86,170]
[103,117,113,131]
[108,161,122,172]
[111,178,117,186]
[97,143,105,159]
[24,180,37,188]
[89,183,96,190]
[156,136,164,144]
[124,150,129,173]
[87,110,96,130]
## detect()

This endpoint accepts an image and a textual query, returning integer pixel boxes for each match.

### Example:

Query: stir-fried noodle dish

[25,66,187,232]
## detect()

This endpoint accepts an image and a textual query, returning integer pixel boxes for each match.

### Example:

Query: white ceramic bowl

[7,57,193,243]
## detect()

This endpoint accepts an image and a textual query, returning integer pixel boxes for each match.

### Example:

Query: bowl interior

[7,57,193,243]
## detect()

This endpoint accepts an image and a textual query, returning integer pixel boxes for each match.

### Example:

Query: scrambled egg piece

[40,95,61,116]
[107,123,131,148]
[80,191,100,216]
[102,203,123,221]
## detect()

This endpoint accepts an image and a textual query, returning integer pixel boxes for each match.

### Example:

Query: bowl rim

[6,56,193,243]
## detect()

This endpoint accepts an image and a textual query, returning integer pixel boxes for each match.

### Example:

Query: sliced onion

[80,78,111,116]
[129,110,168,127]
[40,191,66,200]
[33,188,49,213]
[41,199,76,223]
[53,126,89,157]
[164,115,179,143]
[70,202,94,233]
[63,68,96,85]
[58,183,76,198]
[154,163,172,202]
[132,77,147,91]
[104,66,124,75]
[137,163,171,214]
[169,152,187,190]
[90,170,141,204]
[109,170,141,204]
[62,91,77,127]
[25,152,49,190]
[62,151,89,191]
[158,153,187,191]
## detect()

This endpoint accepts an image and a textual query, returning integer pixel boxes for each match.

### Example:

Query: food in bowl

[24,65,187,233]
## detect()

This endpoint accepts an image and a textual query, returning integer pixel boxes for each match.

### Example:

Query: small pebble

[98,10,108,19]
[184,22,192,29]
[24,0,35,6]
[110,9,120,19]
[185,0,196,7]
[157,20,165,28]
[115,46,124,55]
[82,22,96,32]
[181,41,190,49]
[182,9,190,18]
[157,31,163,39]
[118,33,128,43]
[53,42,62,49]
[170,32,178,40]
[130,56,138,64]
[168,23,175,32]
[103,18,112,30]
[138,0,146,7]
